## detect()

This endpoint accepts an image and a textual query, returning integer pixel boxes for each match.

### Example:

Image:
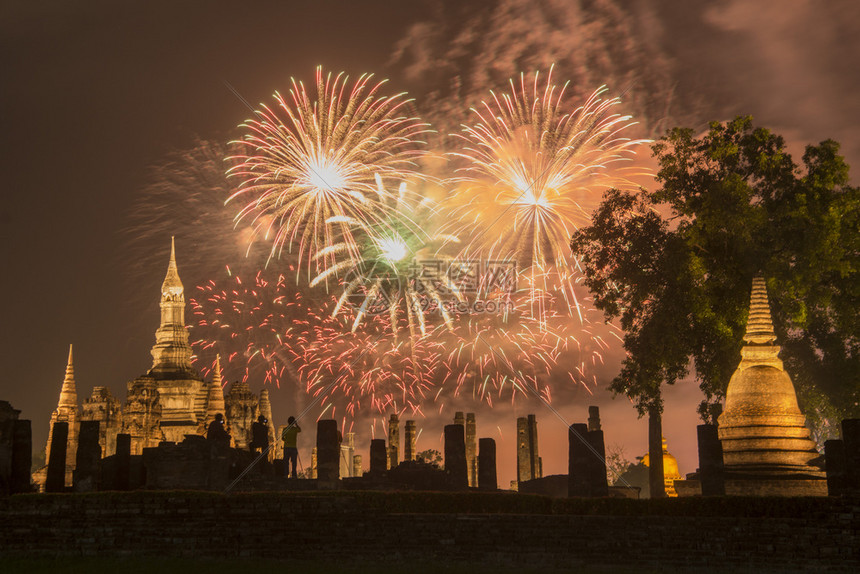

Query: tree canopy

[571,116,860,432]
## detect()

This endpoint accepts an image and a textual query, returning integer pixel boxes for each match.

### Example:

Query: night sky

[2,0,858,485]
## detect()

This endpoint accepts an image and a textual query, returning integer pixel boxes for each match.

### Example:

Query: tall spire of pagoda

[207,355,225,413]
[58,344,77,408]
[150,237,195,376]
[162,235,183,299]
[743,274,777,345]
[737,273,783,371]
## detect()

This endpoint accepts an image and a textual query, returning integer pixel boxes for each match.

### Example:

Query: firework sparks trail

[311,177,464,337]
[446,68,650,321]
[227,67,433,278]
[190,266,448,428]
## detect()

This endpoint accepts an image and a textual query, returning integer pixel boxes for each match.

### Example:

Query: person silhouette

[206,413,231,448]
[250,415,269,454]
[282,416,301,478]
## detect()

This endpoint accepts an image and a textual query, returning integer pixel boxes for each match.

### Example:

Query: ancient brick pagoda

[717,275,827,496]
[34,239,277,490]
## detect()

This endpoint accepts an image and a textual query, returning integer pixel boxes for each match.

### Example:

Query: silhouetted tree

[571,116,859,442]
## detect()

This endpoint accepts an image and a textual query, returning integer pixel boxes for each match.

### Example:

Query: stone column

[370,439,387,475]
[388,414,399,470]
[404,420,416,462]
[74,420,102,492]
[527,415,540,479]
[466,413,477,487]
[586,427,609,497]
[588,406,601,431]
[478,438,497,490]
[568,423,590,497]
[842,419,860,492]
[45,421,69,493]
[697,424,725,496]
[341,432,355,478]
[316,419,340,483]
[824,439,846,497]
[115,432,131,491]
[11,419,32,494]
[444,424,467,489]
[516,416,529,483]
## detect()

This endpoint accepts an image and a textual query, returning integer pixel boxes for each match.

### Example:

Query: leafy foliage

[571,116,860,428]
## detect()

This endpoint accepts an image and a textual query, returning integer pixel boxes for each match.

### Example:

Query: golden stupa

[642,436,682,497]
[717,275,825,487]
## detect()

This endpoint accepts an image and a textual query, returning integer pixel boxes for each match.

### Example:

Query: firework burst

[190,266,449,425]
[447,68,648,316]
[228,67,432,278]
[182,67,649,428]
[311,177,463,337]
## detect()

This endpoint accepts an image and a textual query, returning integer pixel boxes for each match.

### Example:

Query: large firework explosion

[227,67,432,279]
[445,69,649,323]
[176,66,649,429]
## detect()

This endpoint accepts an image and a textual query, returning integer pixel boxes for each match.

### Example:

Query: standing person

[282,416,301,478]
[250,415,269,455]
[206,413,231,448]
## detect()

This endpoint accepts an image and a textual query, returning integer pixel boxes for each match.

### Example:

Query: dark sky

[2,0,858,485]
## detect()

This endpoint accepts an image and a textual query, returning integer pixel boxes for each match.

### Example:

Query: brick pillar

[388,414,399,470]
[404,420,416,462]
[466,413,477,487]
[353,454,362,477]
[568,423,589,497]
[46,422,69,493]
[588,406,601,431]
[74,421,102,492]
[697,424,725,496]
[478,438,497,491]
[586,427,609,497]
[11,419,32,494]
[316,419,340,483]
[370,439,387,475]
[115,433,131,491]
[516,416,529,483]
[444,424,467,489]
[527,414,540,479]
[842,419,860,492]
[824,439,846,496]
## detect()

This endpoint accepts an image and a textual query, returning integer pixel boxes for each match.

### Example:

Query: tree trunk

[648,406,666,499]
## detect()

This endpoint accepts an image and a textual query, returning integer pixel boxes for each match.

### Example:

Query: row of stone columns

[44,421,135,493]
